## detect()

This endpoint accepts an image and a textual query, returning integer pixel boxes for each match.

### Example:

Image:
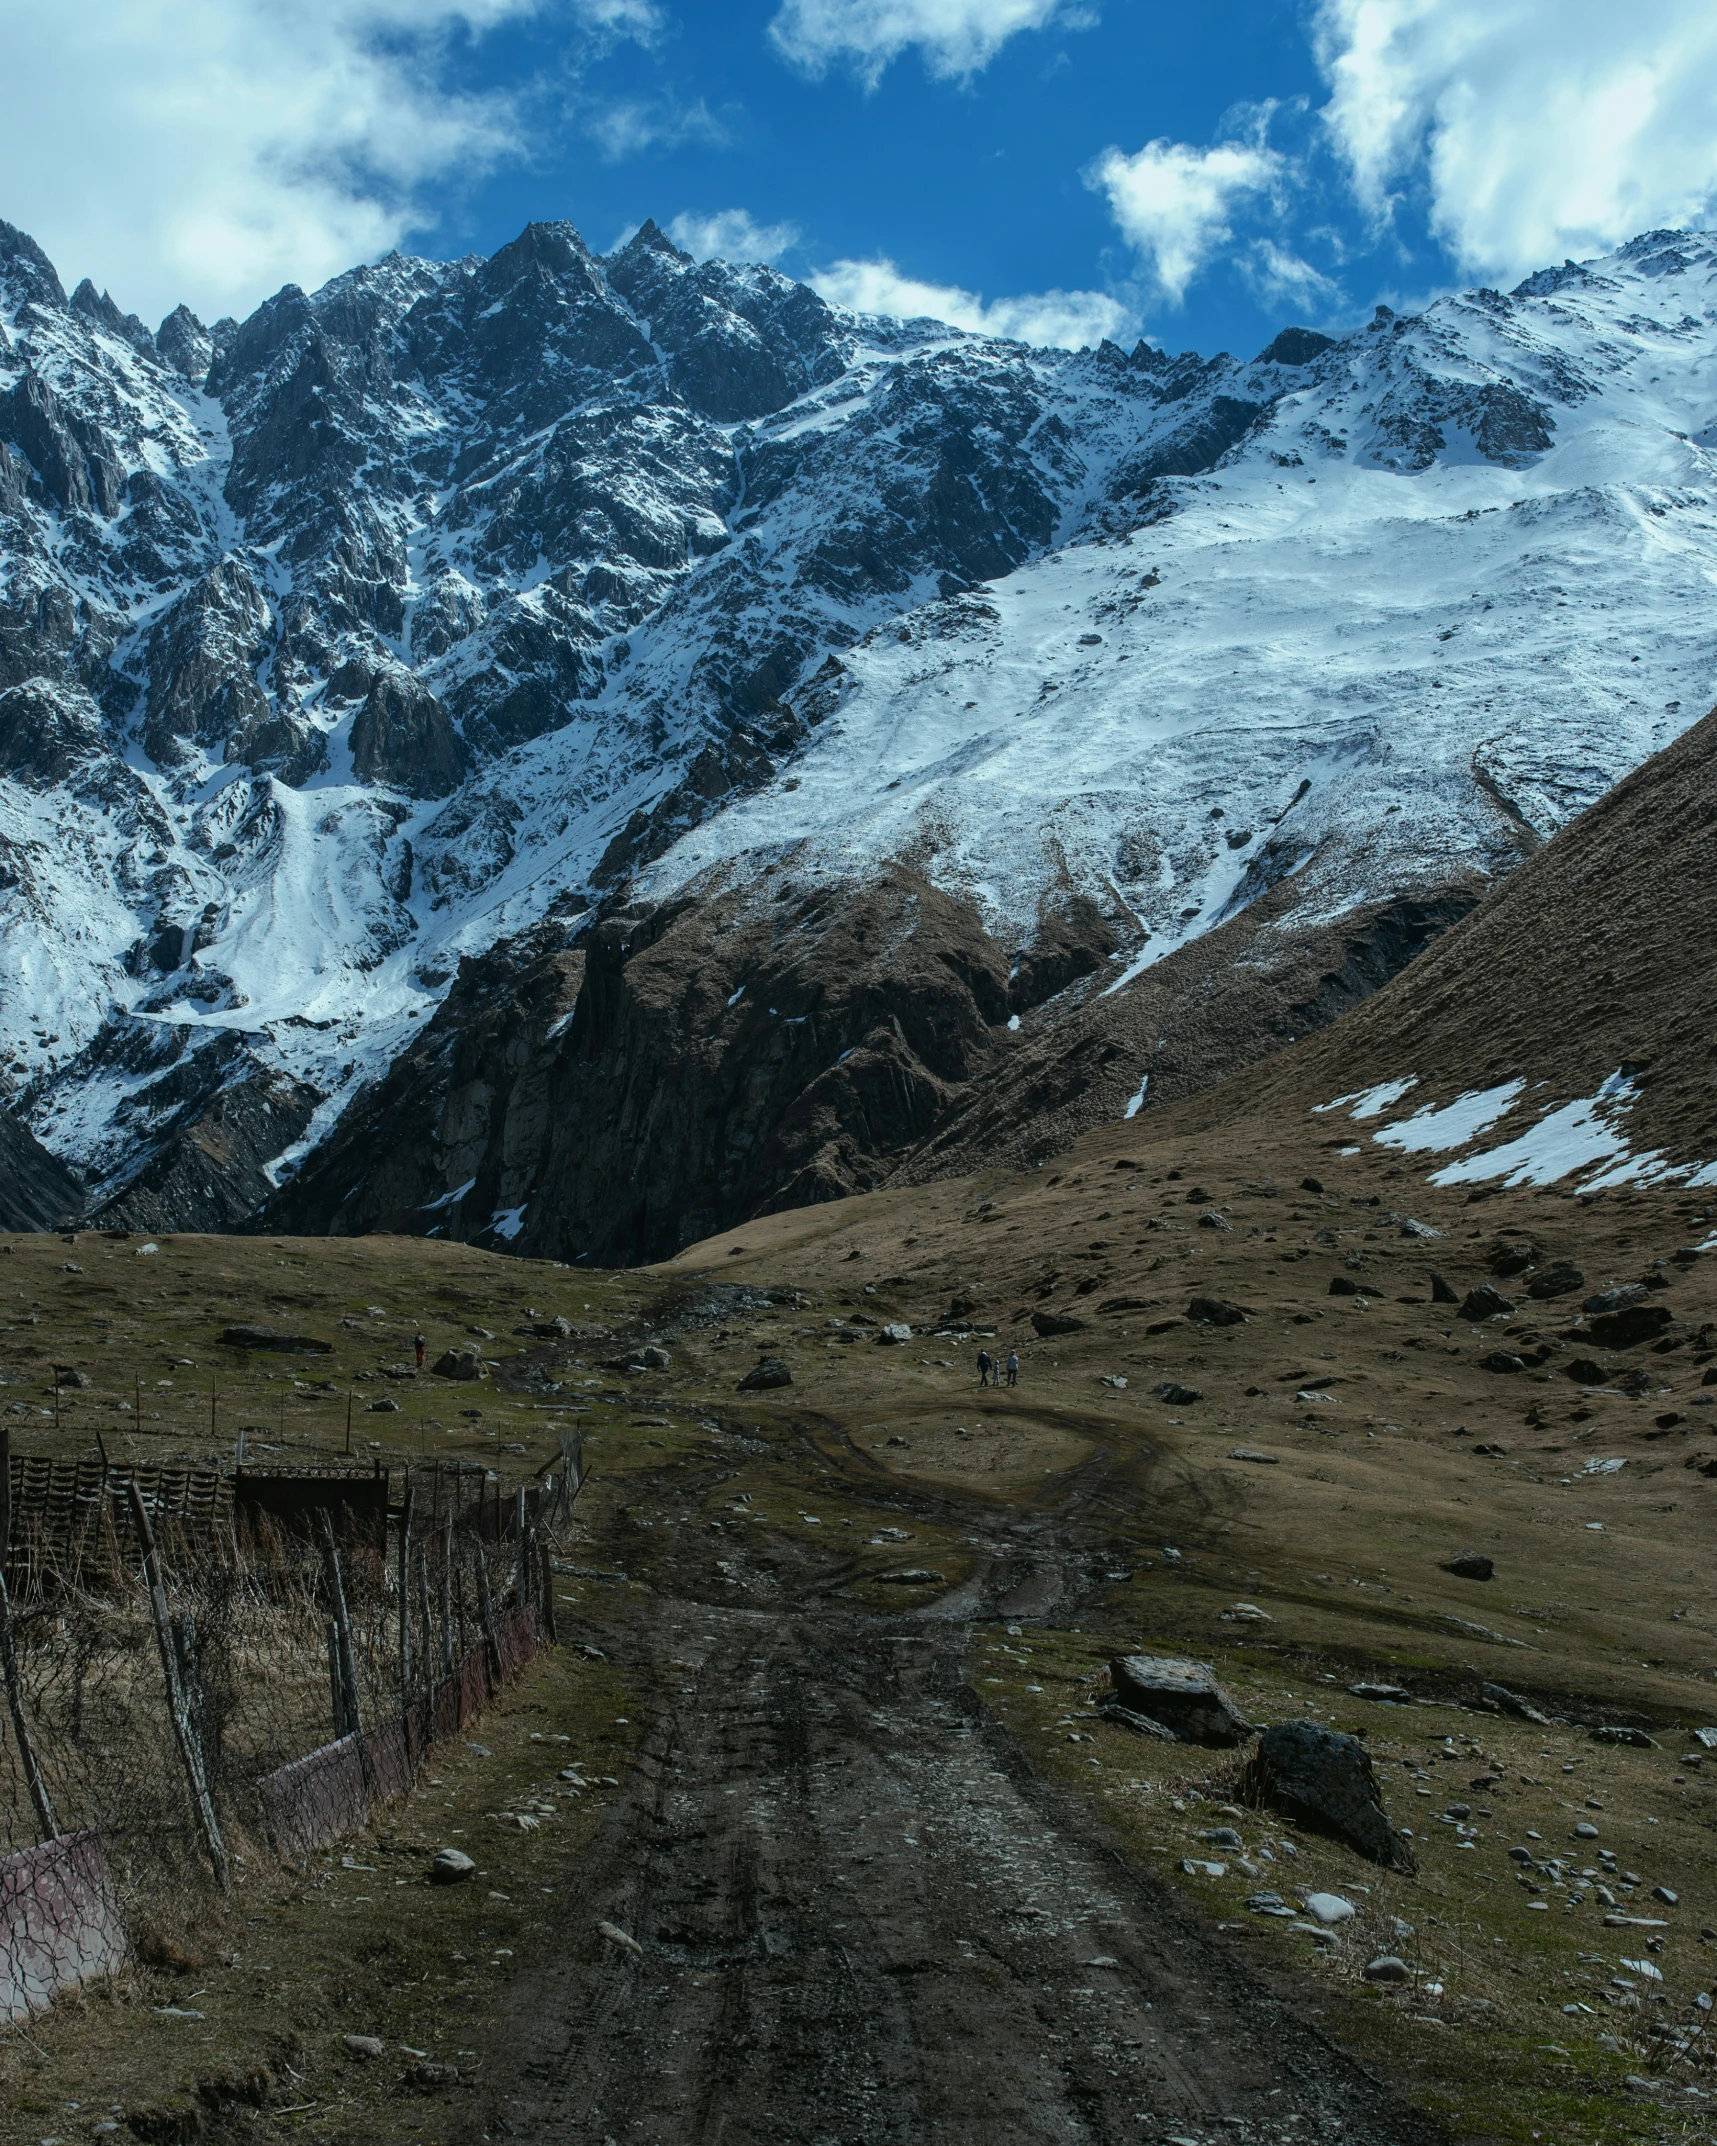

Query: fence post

[414,1539,433,1698]
[0,1428,57,1840]
[438,1515,455,1676]
[316,1510,365,1748]
[539,1537,557,1646]
[326,1619,345,1738]
[397,1481,415,1704]
[471,1536,502,1684]
[126,1478,230,1889]
[513,1487,528,1607]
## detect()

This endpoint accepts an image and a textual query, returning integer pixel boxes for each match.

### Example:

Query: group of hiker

[975,1347,1019,1388]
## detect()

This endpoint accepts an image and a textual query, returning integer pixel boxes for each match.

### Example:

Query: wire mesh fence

[0,1442,572,2020]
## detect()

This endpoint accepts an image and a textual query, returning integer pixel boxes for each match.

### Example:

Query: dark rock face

[1586,1302,1673,1348]
[50,1020,322,1234]
[1526,1260,1585,1299]
[1460,1284,1514,1320]
[1240,1722,1415,1870]
[1441,1552,1495,1581]
[0,1107,82,1229]
[350,674,467,797]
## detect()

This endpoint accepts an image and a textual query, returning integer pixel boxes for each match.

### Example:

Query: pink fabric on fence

[254,1618,553,1859]
[258,1733,369,1859]
[0,1831,128,2022]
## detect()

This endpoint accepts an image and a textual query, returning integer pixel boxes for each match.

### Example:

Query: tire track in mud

[486,1573,1443,2146]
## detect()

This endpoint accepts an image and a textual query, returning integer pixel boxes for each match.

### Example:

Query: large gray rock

[1239,1721,1415,1870]
[1108,1655,1254,1746]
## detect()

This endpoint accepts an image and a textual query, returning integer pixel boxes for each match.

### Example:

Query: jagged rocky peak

[0,218,66,313]
[155,303,213,383]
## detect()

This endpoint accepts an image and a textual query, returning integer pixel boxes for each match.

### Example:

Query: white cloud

[809,256,1129,348]
[1241,239,1341,312]
[769,0,1077,87]
[1088,133,1288,306]
[586,94,731,161]
[0,0,661,325]
[666,210,802,264]
[1316,0,1717,282]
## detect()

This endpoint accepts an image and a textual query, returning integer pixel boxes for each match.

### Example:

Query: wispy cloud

[1088,126,1288,307]
[666,208,802,264]
[810,255,1129,347]
[1316,0,1717,282]
[769,0,1080,87]
[586,93,732,161]
[0,0,660,323]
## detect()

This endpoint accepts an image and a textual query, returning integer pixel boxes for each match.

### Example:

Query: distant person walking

[414,1332,426,1370]
[976,1348,992,1387]
[1005,1350,1019,1387]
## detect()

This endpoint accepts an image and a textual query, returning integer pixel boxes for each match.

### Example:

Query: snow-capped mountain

[2,212,1716,1243]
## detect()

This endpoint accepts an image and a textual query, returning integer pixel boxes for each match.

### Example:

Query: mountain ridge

[2,214,1715,1242]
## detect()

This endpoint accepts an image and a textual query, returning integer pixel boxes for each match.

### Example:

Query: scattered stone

[1100,1702,1178,1741]
[1348,1681,1409,1702]
[876,1324,912,1344]
[1301,1892,1356,1926]
[366,1397,401,1413]
[738,1358,792,1391]
[1181,1857,1227,1876]
[219,1325,332,1353]
[876,1568,945,1585]
[1590,1726,1659,1748]
[1187,1295,1248,1325]
[1430,1273,1460,1304]
[1204,1827,1244,1847]
[1228,1448,1278,1465]
[1584,1284,1649,1315]
[1565,1357,1608,1384]
[1240,1722,1415,1870]
[598,1920,644,1959]
[1329,1276,1372,1296]
[1654,1886,1679,1905]
[431,1848,476,1884]
[431,1348,485,1380]
[1490,1242,1535,1277]
[1225,1602,1274,1622]
[1527,1261,1586,1300]
[1575,1821,1601,1839]
[404,2062,462,2092]
[1248,1890,1297,1916]
[1300,1176,1323,1194]
[1108,1654,1254,1746]
[1400,1218,1441,1239]
[1365,1955,1411,1983]
[1155,1382,1203,1404]
[343,2035,384,2059]
[1482,1350,1527,1374]
[1031,1310,1086,1337]
[1197,1210,1231,1232]
[1441,1552,1495,1581]
[1482,1682,1550,1722]
[1460,1285,1514,1320]
[1099,1296,1153,1313]
[1099,1374,1128,1389]
[640,1344,671,1369]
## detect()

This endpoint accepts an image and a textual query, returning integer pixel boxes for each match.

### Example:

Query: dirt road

[485,1457,1441,2146]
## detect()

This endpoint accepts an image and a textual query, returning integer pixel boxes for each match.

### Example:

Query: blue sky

[4,1,1717,353]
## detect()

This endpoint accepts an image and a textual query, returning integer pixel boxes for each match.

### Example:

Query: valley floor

[3,1089,1716,2146]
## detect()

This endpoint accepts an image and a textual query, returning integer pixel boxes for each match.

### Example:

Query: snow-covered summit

[2,213,1716,1223]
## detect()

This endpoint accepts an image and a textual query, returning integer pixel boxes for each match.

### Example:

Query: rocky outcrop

[1240,1723,1415,1871]
[0,1106,82,1229]
[264,848,1476,1263]
[349,673,467,796]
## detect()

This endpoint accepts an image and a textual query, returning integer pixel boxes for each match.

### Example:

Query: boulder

[1108,1654,1254,1746]
[1031,1310,1085,1337]
[1348,1681,1409,1702]
[1440,1552,1494,1581]
[1587,1303,1673,1348]
[1481,1681,1550,1724]
[1590,1725,1658,1749]
[1460,1285,1514,1320]
[640,1344,671,1369]
[739,1356,792,1391]
[1490,1243,1535,1277]
[1565,1357,1607,1384]
[431,1349,485,1380]
[1365,1955,1411,1983]
[220,1325,332,1353]
[1187,1295,1248,1325]
[876,1324,911,1344]
[1238,1721,1415,1869]
[431,1847,476,1884]
[1430,1272,1460,1304]
[1155,1382,1202,1404]
[1526,1261,1585,1300]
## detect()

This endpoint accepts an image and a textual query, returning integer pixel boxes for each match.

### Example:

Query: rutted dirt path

[486,1556,1442,2145]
